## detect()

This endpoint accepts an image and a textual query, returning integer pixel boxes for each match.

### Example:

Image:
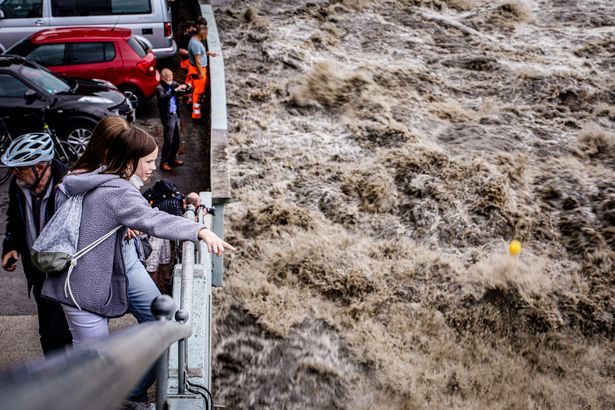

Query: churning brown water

[210,0,615,408]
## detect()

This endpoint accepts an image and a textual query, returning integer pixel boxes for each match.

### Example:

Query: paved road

[0,80,210,316]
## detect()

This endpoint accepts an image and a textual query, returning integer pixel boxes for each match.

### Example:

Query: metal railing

[0,296,189,410]
[178,207,196,397]
[168,196,215,404]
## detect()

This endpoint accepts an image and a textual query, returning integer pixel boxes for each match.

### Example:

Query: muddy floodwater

[210,0,615,408]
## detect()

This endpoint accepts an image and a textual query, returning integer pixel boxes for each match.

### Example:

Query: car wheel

[120,86,143,110]
[63,120,95,158]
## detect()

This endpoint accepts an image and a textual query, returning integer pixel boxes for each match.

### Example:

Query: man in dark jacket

[156,68,187,172]
[1,133,72,355]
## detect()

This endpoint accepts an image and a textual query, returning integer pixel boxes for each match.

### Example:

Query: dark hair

[196,16,207,26]
[182,20,195,32]
[71,116,129,172]
[103,127,158,177]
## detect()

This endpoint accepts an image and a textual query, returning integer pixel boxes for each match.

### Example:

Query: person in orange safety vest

[187,22,218,120]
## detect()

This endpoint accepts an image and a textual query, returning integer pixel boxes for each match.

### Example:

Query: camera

[198,205,216,216]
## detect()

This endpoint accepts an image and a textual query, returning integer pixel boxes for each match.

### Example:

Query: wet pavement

[0,64,210,315]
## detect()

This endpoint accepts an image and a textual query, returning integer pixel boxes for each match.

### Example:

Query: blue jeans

[123,239,161,401]
[123,238,161,323]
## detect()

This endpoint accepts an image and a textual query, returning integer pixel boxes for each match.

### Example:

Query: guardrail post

[177,205,196,396]
[175,309,189,397]
[152,295,176,410]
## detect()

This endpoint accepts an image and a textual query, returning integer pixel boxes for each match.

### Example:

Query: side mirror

[24,89,39,102]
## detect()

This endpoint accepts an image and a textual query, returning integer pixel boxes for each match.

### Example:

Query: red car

[6,27,160,108]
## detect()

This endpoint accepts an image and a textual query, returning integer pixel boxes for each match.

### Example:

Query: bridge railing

[167,196,215,404]
[0,307,190,410]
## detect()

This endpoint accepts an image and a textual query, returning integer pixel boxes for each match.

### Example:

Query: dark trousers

[31,278,72,355]
[161,113,180,165]
[170,0,180,37]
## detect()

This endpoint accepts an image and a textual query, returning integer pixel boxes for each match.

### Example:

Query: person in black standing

[156,68,187,172]
[1,133,72,355]
[179,20,197,70]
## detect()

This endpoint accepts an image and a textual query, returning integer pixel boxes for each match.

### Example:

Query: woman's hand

[2,250,19,272]
[198,228,235,256]
[125,229,143,240]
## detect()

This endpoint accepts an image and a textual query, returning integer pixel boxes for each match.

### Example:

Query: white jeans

[62,304,109,346]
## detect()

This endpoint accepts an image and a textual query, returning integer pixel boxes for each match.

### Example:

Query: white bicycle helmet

[1,133,55,167]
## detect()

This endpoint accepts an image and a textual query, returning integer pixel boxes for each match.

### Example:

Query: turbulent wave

[212,0,615,408]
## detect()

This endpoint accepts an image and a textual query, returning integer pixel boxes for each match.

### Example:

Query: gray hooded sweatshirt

[42,170,205,317]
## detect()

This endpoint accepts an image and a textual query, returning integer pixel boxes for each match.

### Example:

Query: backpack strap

[64,260,79,311]
[72,225,122,261]
[63,225,122,310]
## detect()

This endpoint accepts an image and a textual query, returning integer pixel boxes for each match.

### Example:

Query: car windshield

[20,65,71,94]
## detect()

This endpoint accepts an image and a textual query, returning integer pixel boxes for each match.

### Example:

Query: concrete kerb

[201,4,230,287]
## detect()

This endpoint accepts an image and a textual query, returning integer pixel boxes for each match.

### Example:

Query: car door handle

[56,72,66,76]
[34,19,45,26]
[106,67,118,72]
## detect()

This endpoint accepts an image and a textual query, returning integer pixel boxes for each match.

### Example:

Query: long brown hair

[71,116,129,172]
[103,127,158,178]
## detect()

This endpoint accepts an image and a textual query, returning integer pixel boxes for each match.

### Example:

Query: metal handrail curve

[0,299,189,410]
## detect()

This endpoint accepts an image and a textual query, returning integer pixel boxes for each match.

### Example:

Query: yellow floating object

[509,240,522,256]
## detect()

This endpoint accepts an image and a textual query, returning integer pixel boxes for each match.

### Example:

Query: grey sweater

[42,170,204,317]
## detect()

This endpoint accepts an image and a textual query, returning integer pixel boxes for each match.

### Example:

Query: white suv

[0,0,177,59]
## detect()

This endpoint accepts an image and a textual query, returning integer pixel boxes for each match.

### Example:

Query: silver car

[0,0,177,59]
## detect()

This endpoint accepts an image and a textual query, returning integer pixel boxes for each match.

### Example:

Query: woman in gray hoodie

[42,127,233,343]
[68,116,164,328]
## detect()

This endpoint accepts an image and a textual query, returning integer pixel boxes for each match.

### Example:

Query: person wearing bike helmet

[1,133,72,355]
